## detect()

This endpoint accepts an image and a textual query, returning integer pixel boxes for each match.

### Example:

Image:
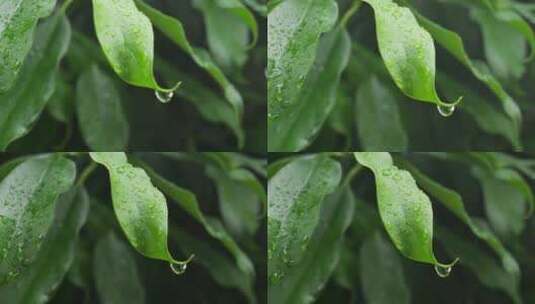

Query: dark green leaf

[76,65,129,151]
[355,76,408,151]
[93,233,145,304]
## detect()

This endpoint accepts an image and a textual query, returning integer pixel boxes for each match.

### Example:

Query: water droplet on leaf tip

[170,262,187,275]
[434,264,452,278]
[155,90,174,103]
[437,104,455,117]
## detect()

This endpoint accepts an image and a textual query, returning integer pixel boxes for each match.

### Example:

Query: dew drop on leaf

[155,90,174,103]
[437,104,455,117]
[434,264,452,278]
[170,262,187,275]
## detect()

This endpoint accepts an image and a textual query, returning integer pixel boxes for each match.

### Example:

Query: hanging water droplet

[434,264,452,278]
[155,90,174,103]
[170,262,187,275]
[437,104,455,117]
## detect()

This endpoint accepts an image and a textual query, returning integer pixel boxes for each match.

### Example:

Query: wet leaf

[269,187,355,304]
[0,12,71,151]
[89,152,190,270]
[0,0,56,92]
[268,154,341,283]
[269,27,350,151]
[92,0,178,92]
[0,187,89,303]
[267,0,338,119]
[354,152,456,268]
[0,154,76,284]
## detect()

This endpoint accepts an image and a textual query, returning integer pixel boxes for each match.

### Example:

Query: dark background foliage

[305,0,535,152]
[269,152,535,304]
[8,1,266,153]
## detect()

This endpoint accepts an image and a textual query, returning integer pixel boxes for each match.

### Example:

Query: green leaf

[0,154,76,284]
[471,8,527,81]
[47,74,74,123]
[193,0,258,71]
[438,227,521,304]
[268,155,341,283]
[360,232,411,304]
[355,76,408,151]
[89,152,191,272]
[398,158,520,278]
[0,0,56,92]
[76,65,129,151]
[362,0,461,108]
[0,12,71,151]
[0,187,89,303]
[135,159,255,279]
[93,233,145,304]
[354,152,457,269]
[412,8,522,128]
[135,0,244,119]
[92,0,178,92]
[206,166,262,237]
[267,0,338,119]
[268,27,350,151]
[269,186,355,304]
[473,168,528,238]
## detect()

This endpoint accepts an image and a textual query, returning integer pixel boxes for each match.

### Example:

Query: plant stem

[76,161,97,187]
[339,0,363,28]
[60,0,75,14]
[342,164,362,187]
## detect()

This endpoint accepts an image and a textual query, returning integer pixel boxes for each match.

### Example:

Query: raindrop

[155,90,174,103]
[437,104,455,117]
[434,264,452,278]
[170,262,187,275]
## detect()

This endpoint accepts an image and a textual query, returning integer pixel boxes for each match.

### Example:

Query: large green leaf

[269,27,350,151]
[92,0,178,93]
[471,8,527,81]
[362,0,461,110]
[0,154,76,284]
[411,8,522,128]
[135,159,255,279]
[135,0,244,121]
[206,166,262,237]
[398,159,520,278]
[76,65,129,151]
[0,0,56,92]
[0,187,89,303]
[193,0,257,71]
[93,233,145,304]
[354,152,457,270]
[268,187,355,304]
[0,12,71,151]
[267,0,338,119]
[355,76,408,151]
[89,152,191,272]
[268,155,341,283]
[360,232,411,304]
